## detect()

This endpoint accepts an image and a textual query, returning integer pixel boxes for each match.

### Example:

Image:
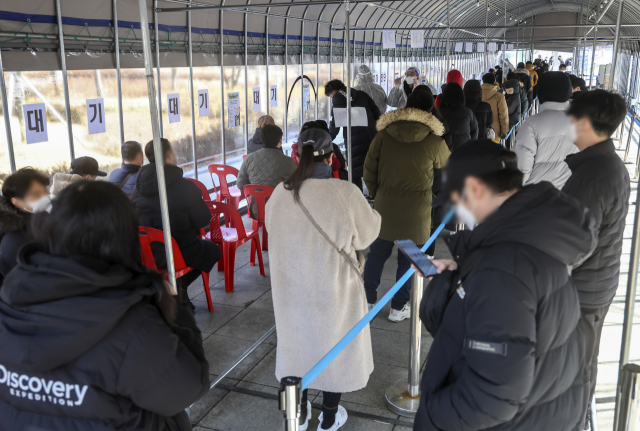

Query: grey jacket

[513,101,578,189]
[355,65,388,114]
[237,147,296,217]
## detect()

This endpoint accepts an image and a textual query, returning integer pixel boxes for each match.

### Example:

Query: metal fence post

[279,377,302,431]
[624,116,635,162]
[55,0,75,161]
[385,272,424,417]
[0,47,16,173]
[137,0,177,290]
[113,0,125,146]
[615,364,640,430]
[188,1,198,179]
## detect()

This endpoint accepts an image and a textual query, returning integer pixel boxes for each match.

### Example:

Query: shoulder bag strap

[118,172,135,190]
[295,194,364,282]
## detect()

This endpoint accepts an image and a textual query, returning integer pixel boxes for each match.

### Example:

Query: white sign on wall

[508,44,514,50]
[198,89,209,117]
[477,42,485,52]
[382,31,396,50]
[410,30,424,49]
[168,93,180,123]
[270,85,278,108]
[252,87,261,111]
[303,83,311,111]
[465,42,473,53]
[488,42,497,51]
[23,103,48,144]
[228,92,240,128]
[86,98,106,135]
[455,42,463,52]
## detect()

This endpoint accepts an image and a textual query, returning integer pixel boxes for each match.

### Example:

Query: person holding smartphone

[412,140,597,431]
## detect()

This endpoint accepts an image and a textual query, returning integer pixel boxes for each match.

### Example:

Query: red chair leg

[262,225,268,251]
[253,236,265,277]
[224,242,237,293]
[250,220,257,266]
[201,271,213,312]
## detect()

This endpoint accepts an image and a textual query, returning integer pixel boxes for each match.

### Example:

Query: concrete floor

[185,115,640,431]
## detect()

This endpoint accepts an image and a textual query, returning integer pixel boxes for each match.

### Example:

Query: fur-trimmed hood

[0,196,28,234]
[376,108,445,139]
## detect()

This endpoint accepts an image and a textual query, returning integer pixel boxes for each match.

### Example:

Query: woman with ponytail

[266,128,381,431]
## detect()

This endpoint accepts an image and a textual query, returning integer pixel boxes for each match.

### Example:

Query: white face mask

[405,76,415,85]
[26,195,52,214]
[455,202,477,230]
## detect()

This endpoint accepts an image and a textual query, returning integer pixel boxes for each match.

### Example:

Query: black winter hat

[536,71,572,104]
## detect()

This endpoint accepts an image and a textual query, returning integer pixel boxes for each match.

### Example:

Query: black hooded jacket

[247,127,264,154]
[131,163,219,273]
[0,196,31,284]
[463,81,494,139]
[502,79,522,129]
[562,139,631,309]
[438,106,478,151]
[415,182,597,431]
[0,244,209,431]
[329,88,381,177]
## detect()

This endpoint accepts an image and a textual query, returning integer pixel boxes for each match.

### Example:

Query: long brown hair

[283,145,333,203]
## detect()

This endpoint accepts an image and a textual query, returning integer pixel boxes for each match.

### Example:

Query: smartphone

[395,240,438,277]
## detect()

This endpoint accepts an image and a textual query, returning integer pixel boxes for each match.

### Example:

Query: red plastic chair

[242,154,248,161]
[208,164,244,209]
[138,226,214,312]
[206,201,265,292]
[186,177,214,202]
[243,185,274,261]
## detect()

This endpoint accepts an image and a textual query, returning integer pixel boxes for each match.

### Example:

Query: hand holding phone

[395,240,439,277]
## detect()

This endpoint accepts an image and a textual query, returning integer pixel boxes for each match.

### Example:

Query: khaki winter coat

[481,83,510,139]
[364,108,449,244]
[265,179,381,393]
[50,173,84,198]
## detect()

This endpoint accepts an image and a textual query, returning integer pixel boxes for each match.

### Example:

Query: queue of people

[0,60,632,431]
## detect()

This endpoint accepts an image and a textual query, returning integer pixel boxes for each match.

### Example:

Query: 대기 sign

[198,89,209,117]
[253,87,261,112]
[270,85,278,108]
[168,93,180,123]
[23,103,48,144]
[86,98,106,135]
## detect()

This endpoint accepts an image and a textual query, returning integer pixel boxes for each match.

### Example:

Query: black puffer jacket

[463,81,493,139]
[0,197,31,284]
[563,139,631,309]
[0,244,209,431]
[503,79,522,129]
[438,106,478,151]
[415,182,597,431]
[247,127,265,154]
[131,163,219,272]
[329,88,381,177]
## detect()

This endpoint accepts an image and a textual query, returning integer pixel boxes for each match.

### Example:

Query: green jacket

[364,108,450,244]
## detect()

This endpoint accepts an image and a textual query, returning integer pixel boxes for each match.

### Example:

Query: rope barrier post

[279,377,302,431]
[384,271,424,417]
[614,364,640,430]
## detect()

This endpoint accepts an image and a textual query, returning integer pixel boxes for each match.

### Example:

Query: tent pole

[113,0,125,146]
[220,6,226,164]
[55,0,75,161]
[590,24,598,89]
[345,0,352,184]
[137,0,178,291]
[188,1,198,179]
[301,21,305,128]
[609,0,625,91]
[153,0,164,137]
[266,15,270,116]
[284,19,289,143]
[316,23,319,121]
[0,50,15,173]
[244,9,249,157]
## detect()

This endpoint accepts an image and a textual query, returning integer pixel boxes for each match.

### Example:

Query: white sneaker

[388,303,411,322]
[368,303,374,311]
[299,401,312,430]
[317,405,348,431]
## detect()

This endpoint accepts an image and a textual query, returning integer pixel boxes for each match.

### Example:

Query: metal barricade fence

[615,364,640,431]
[279,208,456,430]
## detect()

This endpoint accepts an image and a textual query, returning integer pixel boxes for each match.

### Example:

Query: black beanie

[537,72,572,104]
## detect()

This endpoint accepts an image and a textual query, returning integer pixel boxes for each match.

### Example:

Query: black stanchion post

[279,377,302,431]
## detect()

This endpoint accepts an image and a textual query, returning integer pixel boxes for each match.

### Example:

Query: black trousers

[300,389,341,429]
[581,304,610,426]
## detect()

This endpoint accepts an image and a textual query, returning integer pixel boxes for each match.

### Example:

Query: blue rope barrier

[301,207,456,390]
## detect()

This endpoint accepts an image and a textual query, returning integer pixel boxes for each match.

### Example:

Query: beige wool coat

[265,178,381,393]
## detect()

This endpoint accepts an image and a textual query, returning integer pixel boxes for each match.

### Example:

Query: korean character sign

[228,92,240,128]
[253,87,261,112]
[270,85,278,108]
[198,89,209,117]
[168,93,180,123]
[23,103,48,144]
[86,98,106,135]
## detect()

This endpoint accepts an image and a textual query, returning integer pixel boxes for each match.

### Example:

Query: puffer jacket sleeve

[469,109,479,140]
[236,156,250,190]
[513,120,537,184]
[497,94,510,138]
[363,133,383,198]
[116,300,209,416]
[425,268,536,431]
[485,105,494,132]
[336,181,381,251]
[386,86,404,108]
